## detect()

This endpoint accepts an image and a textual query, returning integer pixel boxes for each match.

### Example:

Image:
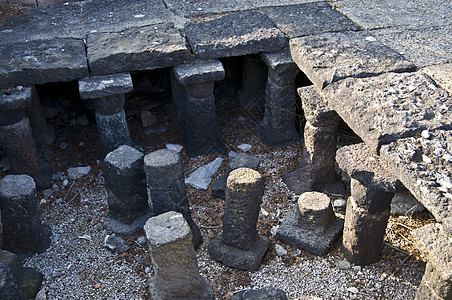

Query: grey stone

[298,86,338,127]
[227,153,260,174]
[15,267,43,299]
[237,55,267,110]
[163,0,253,17]
[185,158,224,190]
[372,26,452,68]
[95,111,133,156]
[325,72,452,153]
[141,111,157,128]
[144,149,202,248]
[173,59,225,86]
[0,38,88,89]
[211,175,227,199]
[380,130,452,233]
[275,244,287,256]
[0,87,31,111]
[144,211,214,300]
[289,31,415,89]
[35,288,47,300]
[104,234,129,253]
[165,144,183,153]
[416,262,452,300]
[261,47,298,85]
[335,260,351,270]
[422,63,452,94]
[249,0,319,7]
[103,145,151,233]
[0,262,25,300]
[0,175,44,253]
[87,23,192,76]
[185,11,287,59]
[67,166,91,180]
[261,2,360,38]
[336,143,405,193]
[276,192,343,256]
[230,286,288,300]
[26,86,55,145]
[103,214,153,236]
[391,192,425,215]
[92,94,125,116]
[78,73,133,99]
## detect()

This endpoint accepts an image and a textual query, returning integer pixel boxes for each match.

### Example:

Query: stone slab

[380,130,452,233]
[335,0,452,30]
[173,59,225,85]
[336,143,404,192]
[324,72,452,153]
[261,47,295,73]
[422,64,452,94]
[0,87,31,111]
[78,73,133,99]
[412,223,452,281]
[289,30,415,89]
[260,2,360,39]
[163,0,253,17]
[87,23,192,76]
[0,38,88,89]
[372,27,452,68]
[185,11,287,59]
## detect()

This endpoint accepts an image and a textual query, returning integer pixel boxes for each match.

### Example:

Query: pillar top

[78,72,133,99]
[173,59,225,85]
[144,149,180,168]
[227,167,263,186]
[261,47,296,71]
[0,87,32,111]
[144,211,191,246]
[104,145,143,170]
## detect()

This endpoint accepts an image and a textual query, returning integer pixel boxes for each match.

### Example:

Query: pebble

[55,198,63,204]
[67,166,92,180]
[347,287,359,294]
[260,208,269,217]
[335,260,351,270]
[422,155,432,164]
[165,144,183,153]
[238,144,252,152]
[228,151,237,158]
[59,143,68,150]
[333,199,347,208]
[136,236,147,245]
[43,189,53,199]
[79,142,85,147]
[51,184,59,192]
[421,130,430,139]
[94,283,101,289]
[270,225,279,237]
[275,244,288,256]
[62,179,69,187]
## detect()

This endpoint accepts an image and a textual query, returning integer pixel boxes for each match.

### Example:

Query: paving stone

[372,27,452,68]
[260,2,360,39]
[163,0,253,17]
[380,130,452,233]
[78,73,133,99]
[423,63,452,94]
[185,11,287,59]
[87,23,192,76]
[289,30,415,89]
[0,39,88,89]
[336,143,405,192]
[324,72,452,153]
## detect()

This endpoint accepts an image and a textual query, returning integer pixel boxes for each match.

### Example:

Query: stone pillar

[257,48,299,146]
[237,55,267,110]
[168,69,188,121]
[0,175,44,253]
[173,59,226,157]
[78,73,134,156]
[26,85,55,145]
[144,211,214,300]
[283,85,343,195]
[144,149,202,248]
[412,223,452,300]
[0,87,52,190]
[276,192,343,256]
[342,178,393,265]
[102,145,153,235]
[208,168,270,270]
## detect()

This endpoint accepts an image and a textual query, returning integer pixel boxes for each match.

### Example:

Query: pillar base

[149,275,214,300]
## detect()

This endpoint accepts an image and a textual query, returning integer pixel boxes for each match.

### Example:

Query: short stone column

[0,175,44,253]
[237,55,268,110]
[26,86,55,145]
[144,149,202,247]
[276,192,343,255]
[0,87,52,189]
[412,223,452,300]
[102,145,153,235]
[78,73,134,156]
[144,211,214,300]
[208,168,270,270]
[173,59,226,157]
[257,48,299,146]
[283,86,342,194]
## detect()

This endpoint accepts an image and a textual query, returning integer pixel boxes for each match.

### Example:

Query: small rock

[59,143,68,150]
[260,208,269,217]
[62,179,69,187]
[422,155,432,164]
[333,199,347,208]
[141,110,158,127]
[238,116,246,122]
[42,189,53,199]
[145,267,151,273]
[270,225,279,237]
[79,142,85,146]
[185,158,224,190]
[67,166,91,180]
[292,249,302,256]
[237,143,252,152]
[35,288,47,300]
[136,236,147,245]
[0,156,11,171]
[78,234,92,241]
[353,265,362,272]
[51,184,59,192]
[347,287,359,294]
[104,234,129,253]
[275,244,287,256]
[165,144,183,152]
[421,130,430,139]
[76,114,89,126]
[94,283,101,289]
[55,198,63,204]
[335,260,351,270]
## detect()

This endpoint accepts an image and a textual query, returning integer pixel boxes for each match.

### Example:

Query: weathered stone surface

[325,72,452,153]
[416,262,452,300]
[92,94,126,116]
[173,59,225,87]
[0,87,31,111]
[349,178,394,215]
[289,31,415,89]
[261,47,298,85]
[67,166,91,180]
[95,111,132,156]
[185,157,223,190]
[0,39,88,89]
[298,86,338,127]
[78,73,133,99]
[230,287,288,300]
[261,2,360,38]
[336,143,405,192]
[391,192,425,215]
[185,11,287,59]
[145,211,214,300]
[380,130,452,233]
[87,23,192,76]
[163,0,253,17]
[144,149,202,247]
[0,262,25,300]
[423,63,452,94]
[104,234,129,253]
[372,27,452,68]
